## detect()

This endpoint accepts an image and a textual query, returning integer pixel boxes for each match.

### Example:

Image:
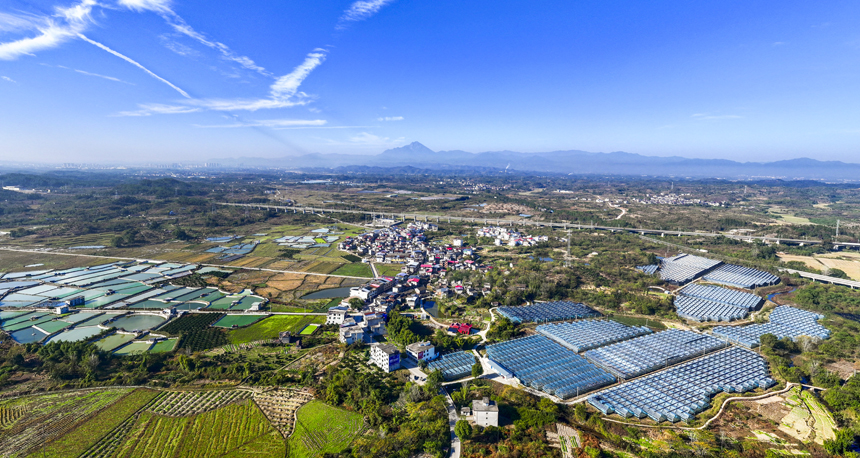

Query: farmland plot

[0,388,131,457]
[288,400,366,458]
[148,390,253,417]
[38,389,161,458]
[112,400,285,458]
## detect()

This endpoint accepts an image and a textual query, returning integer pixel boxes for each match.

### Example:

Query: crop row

[0,389,130,457]
[160,313,223,335]
[178,329,228,352]
[148,389,252,417]
[78,391,166,458]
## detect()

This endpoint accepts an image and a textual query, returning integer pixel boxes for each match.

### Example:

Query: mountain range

[224,142,860,181]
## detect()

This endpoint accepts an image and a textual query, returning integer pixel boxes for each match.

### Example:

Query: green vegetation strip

[212,314,267,328]
[228,315,325,344]
[36,389,160,458]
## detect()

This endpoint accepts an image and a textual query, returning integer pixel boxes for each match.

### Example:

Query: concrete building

[472,397,499,427]
[405,341,436,362]
[370,343,401,372]
[326,306,350,325]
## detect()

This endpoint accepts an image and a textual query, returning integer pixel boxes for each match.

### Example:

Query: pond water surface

[300,287,354,300]
[110,314,166,331]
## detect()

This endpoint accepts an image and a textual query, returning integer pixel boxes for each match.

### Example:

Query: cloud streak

[117,0,270,76]
[74,69,130,83]
[194,119,327,128]
[337,0,395,29]
[1,76,16,83]
[114,103,201,116]
[77,33,191,98]
[691,113,743,120]
[378,116,403,121]
[0,0,97,60]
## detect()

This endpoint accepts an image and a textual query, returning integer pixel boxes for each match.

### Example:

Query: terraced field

[148,390,254,417]
[0,388,133,457]
[36,389,161,458]
[288,400,366,458]
[111,400,285,458]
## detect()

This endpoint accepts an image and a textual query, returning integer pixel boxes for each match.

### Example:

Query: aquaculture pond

[46,326,103,343]
[110,314,166,331]
[10,327,48,344]
[300,287,353,300]
[95,333,136,351]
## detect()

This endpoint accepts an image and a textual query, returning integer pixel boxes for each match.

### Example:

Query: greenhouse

[679,284,762,310]
[427,351,476,380]
[583,329,727,379]
[588,347,774,423]
[701,264,780,289]
[486,335,615,399]
[712,306,830,347]
[536,320,651,353]
[496,301,600,323]
[674,296,749,322]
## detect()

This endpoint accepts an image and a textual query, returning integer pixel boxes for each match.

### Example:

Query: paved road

[442,387,461,458]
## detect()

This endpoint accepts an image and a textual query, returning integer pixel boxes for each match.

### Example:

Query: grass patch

[228,315,325,344]
[331,263,373,278]
[609,315,667,330]
[375,264,403,277]
[342,254,362,263]
[289,400,365,458]
[299,324,320,336]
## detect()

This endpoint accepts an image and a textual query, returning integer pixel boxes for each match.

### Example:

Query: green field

[331,263,374,278]
[375,264,403,277]
[212,314,268,328]
[149,338,179,353]
[228,315,326,344]
[0,388,133,457]
[288,400,365,458]
[35,389,160,458]
[112,400,285,458]
[299,323,320,336]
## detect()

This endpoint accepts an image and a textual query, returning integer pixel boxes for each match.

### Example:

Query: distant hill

[222,142,860,180]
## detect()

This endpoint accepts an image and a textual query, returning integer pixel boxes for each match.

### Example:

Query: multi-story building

[472,397,499,427]
[405,341,436,362]
[370,343,401,372]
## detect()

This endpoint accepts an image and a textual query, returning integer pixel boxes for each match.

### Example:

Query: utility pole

[566,229,571,267]
[836,219,840,240]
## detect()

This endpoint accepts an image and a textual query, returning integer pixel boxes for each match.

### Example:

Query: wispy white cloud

[185,49,327,112]
[337,0,395,29]
[271,50,326,99]
[691,113,743,120]
[116,0,172,14]
[0,0,97,60]
[77,33,191,98]
[772,41,786,46]
[194,119,327,129]
[1,76,16,83]
[117,0,270,76]
[114,103,200,116]
[377,116,403,121]
[348,131,404,145]
[74,69,130,83]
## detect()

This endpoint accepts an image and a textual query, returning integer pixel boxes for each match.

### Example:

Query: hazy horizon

[2,1,860,163]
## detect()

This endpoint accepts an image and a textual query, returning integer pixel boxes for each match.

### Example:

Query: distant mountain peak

[382,142,435,155]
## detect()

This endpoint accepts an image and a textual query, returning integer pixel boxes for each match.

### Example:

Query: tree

[425,369,443,395]
[348,297,364,311]
[454,420,472,440]
[471,362,483,378]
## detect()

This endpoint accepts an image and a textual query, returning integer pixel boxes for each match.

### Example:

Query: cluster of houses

[475,226,548,247]
[367,340,438,373]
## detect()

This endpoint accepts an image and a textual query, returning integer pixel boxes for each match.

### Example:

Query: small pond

[47,326,103,343]
[301,287,354,300]
[11,327,48,344]
[110,314,166,331]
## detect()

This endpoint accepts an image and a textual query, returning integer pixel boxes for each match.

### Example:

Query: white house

[472,397,499,427]
[405,341,436,362]
[370,343,401,372]
[326,306,350,325]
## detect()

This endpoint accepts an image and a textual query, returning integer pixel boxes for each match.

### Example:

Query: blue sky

[1,1,860,163]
